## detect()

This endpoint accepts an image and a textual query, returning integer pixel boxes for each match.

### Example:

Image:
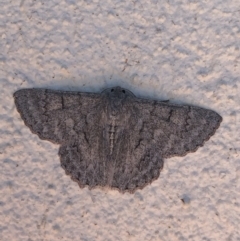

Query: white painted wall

[0,0,240,240]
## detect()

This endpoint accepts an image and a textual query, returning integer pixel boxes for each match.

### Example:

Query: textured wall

[0,0,240,240]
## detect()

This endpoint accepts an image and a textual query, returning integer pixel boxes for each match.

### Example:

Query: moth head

[102,86,135,99]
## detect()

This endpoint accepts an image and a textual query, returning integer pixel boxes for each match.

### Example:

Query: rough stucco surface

[0,0,240,240]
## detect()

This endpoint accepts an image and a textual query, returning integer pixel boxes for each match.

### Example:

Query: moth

[14,86,222,193]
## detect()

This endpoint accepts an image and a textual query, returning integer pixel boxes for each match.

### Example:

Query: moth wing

[130,98,222,158]
[14,89,102,144]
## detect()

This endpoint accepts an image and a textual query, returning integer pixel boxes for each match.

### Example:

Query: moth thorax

[109,116,117,155]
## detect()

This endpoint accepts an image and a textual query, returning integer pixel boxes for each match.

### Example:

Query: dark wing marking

[14,89,102,144]
[129,98,222,158]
